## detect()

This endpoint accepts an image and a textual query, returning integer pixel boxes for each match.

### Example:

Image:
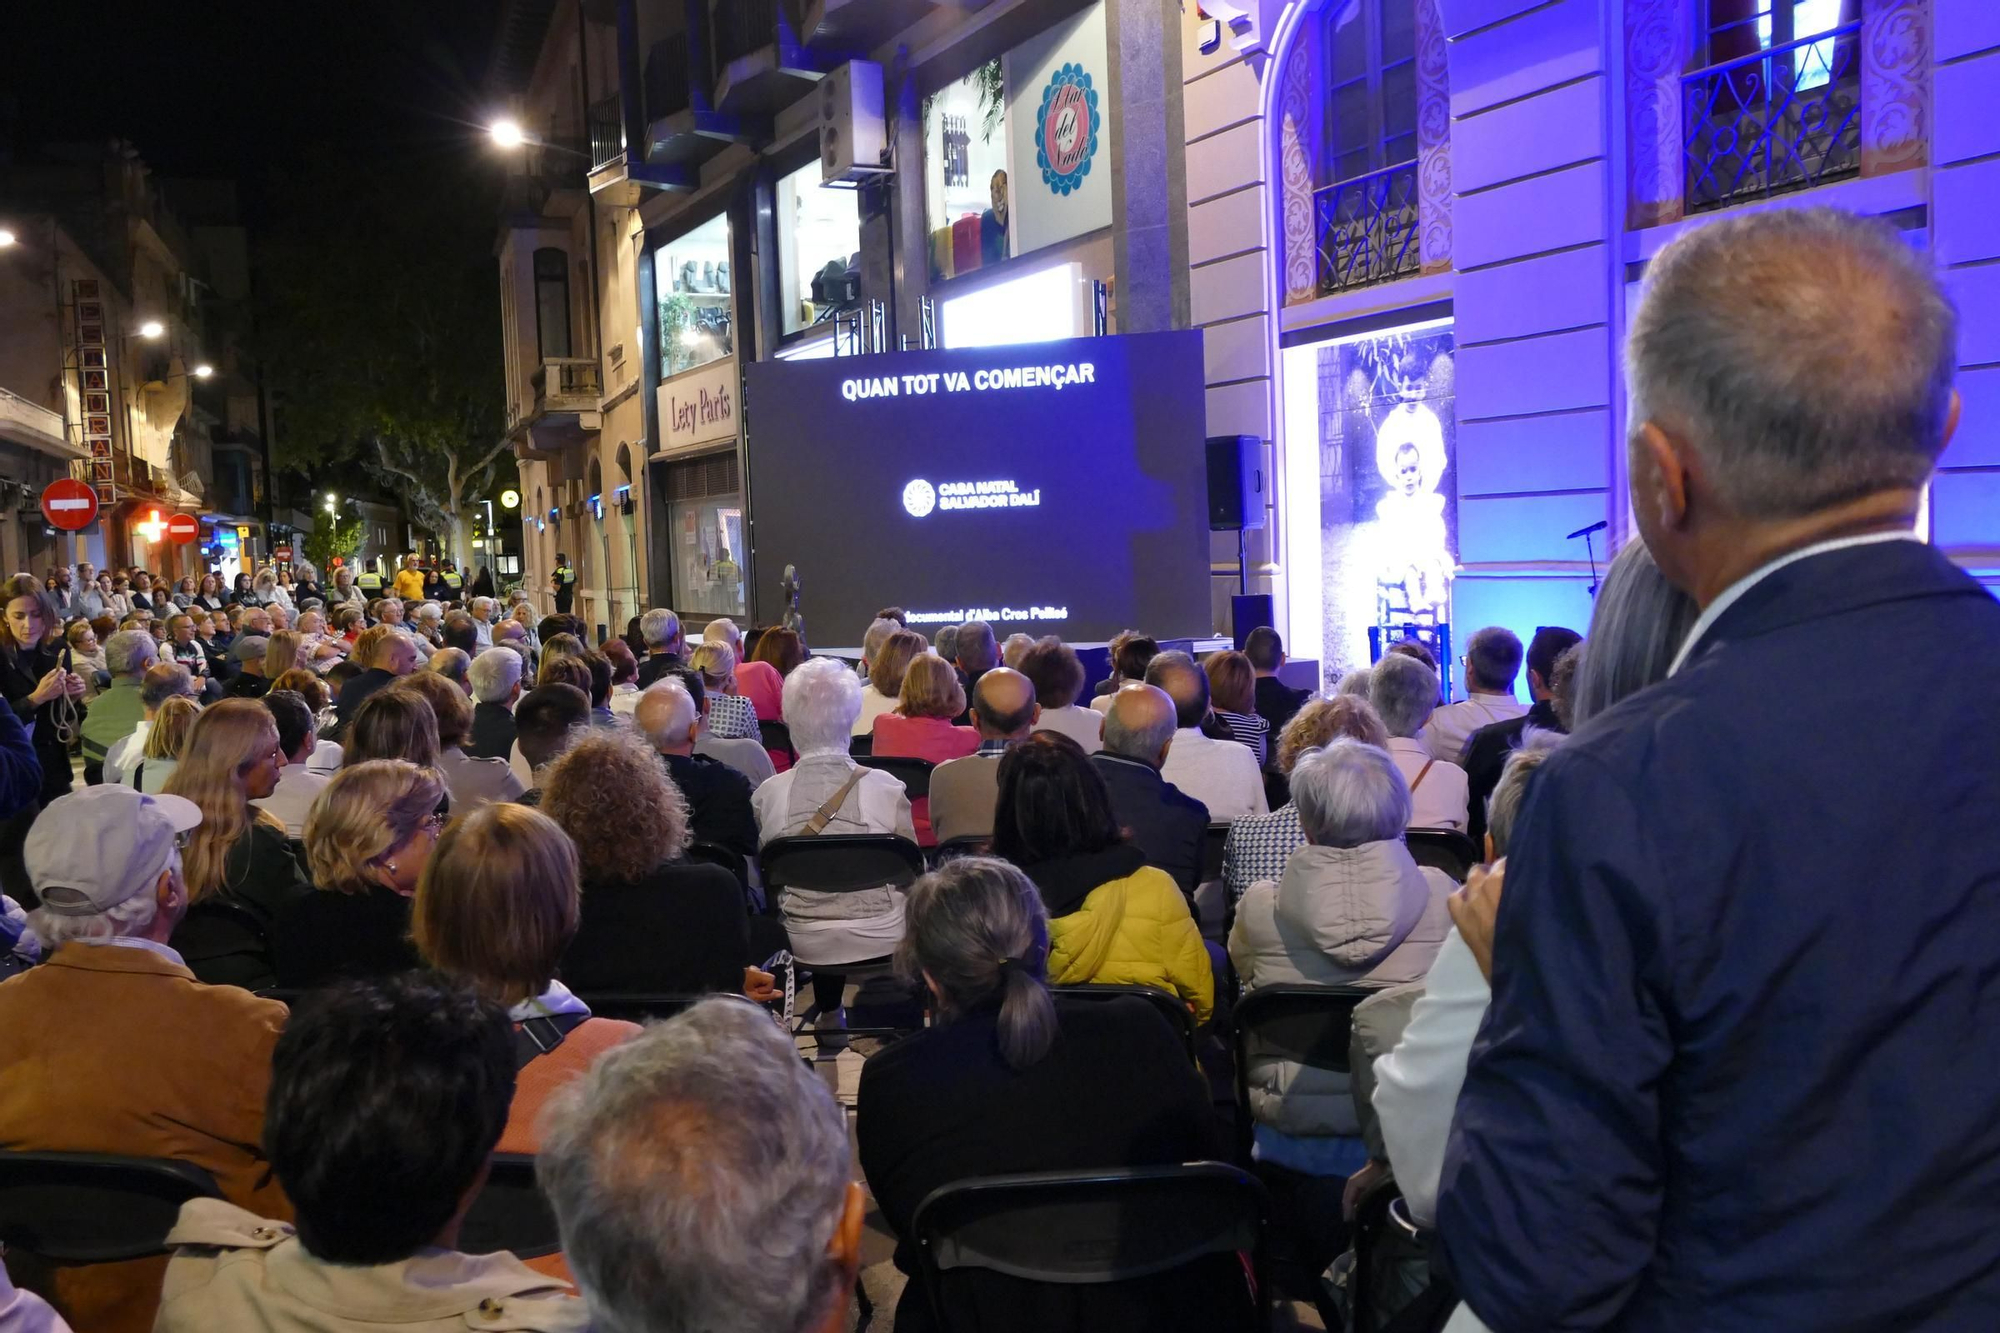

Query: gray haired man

[80,628,159,781]
[540,996,864,1333]
[636,607,684,689]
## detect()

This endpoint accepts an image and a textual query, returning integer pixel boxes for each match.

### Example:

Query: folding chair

[855,753,934,799]
[760,719,797,766]
[458,1152,560,1260]
[760,834,928,1042]
[1230,984,1371,1167]
[1051,983,1198,1062]
[1403,830,1480,883]
[912,1162,1270,1332]
[0,1151,221,1265]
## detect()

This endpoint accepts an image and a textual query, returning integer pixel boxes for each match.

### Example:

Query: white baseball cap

[26,786,203,915]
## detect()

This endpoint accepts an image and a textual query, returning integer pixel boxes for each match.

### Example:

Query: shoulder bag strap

[513,1011,588,1070]
[802,767,869,835]
[1410,760,1435,793]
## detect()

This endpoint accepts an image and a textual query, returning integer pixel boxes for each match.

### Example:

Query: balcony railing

[1314,159,1421,296]
[588,95,624,170]
[645,32,691,124]
[713,0,781,68]
[1683,22,1862,214]
[531,358,603,414]
[502,137,589,215]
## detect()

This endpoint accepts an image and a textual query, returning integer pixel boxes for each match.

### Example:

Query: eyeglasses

[173,829,193,850]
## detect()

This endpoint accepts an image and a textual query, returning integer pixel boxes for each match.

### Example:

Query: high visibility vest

[356,571,384,593]
[443,571,463,591]
[554,565,576,587]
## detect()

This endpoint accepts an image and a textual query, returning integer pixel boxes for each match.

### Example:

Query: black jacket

[857,995,1225,1333]
[1021,843,1147,917]
[561,861,749,996]
[1254,674,1312,739]
[468,700,518,762]
[169,823,313,991]
[662,751,759,862]
[1461,697,1562,847]
[1088,752,1209,896]
[272,883,421,989]
[0,642,75,808]
[335,666,399,722]
[634,652,682,690]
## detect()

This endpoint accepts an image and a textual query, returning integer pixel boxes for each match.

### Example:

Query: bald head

[1102,683,1177,768]
[634,679,701,756]
[1629,207,1957,522]
[970,666,1038,740]
[1142,650,1209,729]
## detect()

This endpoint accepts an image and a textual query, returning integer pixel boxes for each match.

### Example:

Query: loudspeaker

[1231,594,1274,651]
[1206,435,1265,531]
[821,60,887,184]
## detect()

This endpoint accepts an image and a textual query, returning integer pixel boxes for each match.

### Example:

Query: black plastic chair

[1230,984,1371,1167]
[912,1162,1270,1333]
[0,1152,222,1264]
[849,733,873,757]
[1201,823,1230,884]
[760,719,797,764]
[759,833,926,896]
[1404,829,1480,883]
[686,839,751,891]
[1052,984,1197,1061]
[457,1152,561,1260]
[855,753,934,799]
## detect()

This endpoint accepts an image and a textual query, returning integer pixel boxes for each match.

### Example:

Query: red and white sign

[274,544,293,561]
[40,479,99,531]
[166,513,200,545]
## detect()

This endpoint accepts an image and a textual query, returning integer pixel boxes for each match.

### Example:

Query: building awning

[0,388,84,461]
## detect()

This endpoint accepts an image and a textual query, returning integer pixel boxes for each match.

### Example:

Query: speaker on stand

[1206,434,1266,627]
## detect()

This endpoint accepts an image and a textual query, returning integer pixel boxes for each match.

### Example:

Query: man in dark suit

[334,625,418,724]
[466,646,524,762]
[633,607,685,689]
[1088,683,1208,898]
[1440,209,2000,1331]
[1459,624,1580,846]
[634,675,759,864]
[1244,626,1312,739]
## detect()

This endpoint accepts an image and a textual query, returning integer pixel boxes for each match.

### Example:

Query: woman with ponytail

[857,856,1221,1333]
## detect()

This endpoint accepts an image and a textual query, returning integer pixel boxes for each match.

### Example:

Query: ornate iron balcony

[588,95,623,171]
[1683,22,1862,215]
[1314,159,1421,296]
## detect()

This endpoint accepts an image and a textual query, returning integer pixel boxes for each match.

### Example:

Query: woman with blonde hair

[272,759,444,988]
[164,698,309,989]
[688,640,759,740]
[855,629,926,737]
[542,729,772,999]
[391,671,521,812]
[125,694,201,794]
[342,688,440,769]
[0,573,85,807]
[873,653,977,763]
[413,803,641,1157]
[1222,694,1391,903]
[263,629,306,683]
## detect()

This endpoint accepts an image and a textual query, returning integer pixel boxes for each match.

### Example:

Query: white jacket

[1371,926,1489,1227]
[1229,840,1452,1137]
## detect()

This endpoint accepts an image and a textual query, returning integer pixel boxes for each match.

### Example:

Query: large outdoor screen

[744,330,1210,645]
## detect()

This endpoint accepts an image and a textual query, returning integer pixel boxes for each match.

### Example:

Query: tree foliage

[257,153,514,564]
[303,509,366,571]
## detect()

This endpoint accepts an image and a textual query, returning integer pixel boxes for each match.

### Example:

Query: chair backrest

[759,718,796,762]
[760,833,926,895]
[913,1162,1269,1332]
[694,733,776,787]
[457,1152,561,1260]
[0,1151,222,1263]
[1051,984,1197,1061]
[1404,829,1479,883]
[1230,984,1371,1165]
[855,753,935,799]
[1200,823,1230,883]
[686,839,750,889]
[849,733,873,757]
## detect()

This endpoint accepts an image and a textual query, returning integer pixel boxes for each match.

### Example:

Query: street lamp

[489,118,525,149]
[0,229,15,248]
[137,320,165,339]
[192,364,213,379]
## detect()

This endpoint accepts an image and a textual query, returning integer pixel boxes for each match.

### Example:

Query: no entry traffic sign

[166,513,200,545]
[41,479,99,531]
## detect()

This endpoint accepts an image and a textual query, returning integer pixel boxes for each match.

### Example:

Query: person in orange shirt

[0,785,289,1333]
[391,554,427,603]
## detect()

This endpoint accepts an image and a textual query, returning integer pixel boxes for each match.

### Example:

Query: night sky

[2,1,505,223]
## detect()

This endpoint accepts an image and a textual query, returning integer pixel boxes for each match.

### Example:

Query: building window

[534,248,572,361]
[1323,0,1417,189]
[777,160,863,338]
[1313,0,1422,295]
[1685,0,1861,214]
[655,214,733,379]
[663,452,745,618]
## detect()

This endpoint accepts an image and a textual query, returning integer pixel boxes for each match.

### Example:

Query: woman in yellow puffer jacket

[991,734,1214,1024]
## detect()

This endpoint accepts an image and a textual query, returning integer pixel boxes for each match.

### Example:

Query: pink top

[735,659,785,721]
[873,713,979,764]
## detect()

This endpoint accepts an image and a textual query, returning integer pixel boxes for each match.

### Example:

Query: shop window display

[664,453,746,618]
[777,161,863,337]
[656,214,733,379]
[924,60,1011,280]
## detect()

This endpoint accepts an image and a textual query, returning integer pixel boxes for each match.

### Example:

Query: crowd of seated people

[2,208,1998,1333]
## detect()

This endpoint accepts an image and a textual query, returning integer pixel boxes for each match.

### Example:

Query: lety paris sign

[658,357,738,455]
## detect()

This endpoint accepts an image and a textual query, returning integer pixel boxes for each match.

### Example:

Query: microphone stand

[1566,521,1608,597]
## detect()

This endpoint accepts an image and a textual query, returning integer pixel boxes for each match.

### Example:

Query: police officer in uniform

[355,560,385,597]
[551,553,576,616]
[441,563,464,602]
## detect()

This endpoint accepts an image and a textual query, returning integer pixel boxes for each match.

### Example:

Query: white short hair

[471,596,495,618]
[415,602,443,625]
[641,608,682,649]
[1291,739,1411,847]
[781,656,861,753]
[1486,730,1561,857]
[861,617,898,663]
[538,998,851,1333]
[1369,653,1439,738]
[702,618,740,648]
[468,647,524,703]
[105,629,158,677]
[27,885,160,950]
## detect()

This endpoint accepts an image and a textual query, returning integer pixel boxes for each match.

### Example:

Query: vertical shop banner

[1317,323,1458,675]
[1005,1,1111,255]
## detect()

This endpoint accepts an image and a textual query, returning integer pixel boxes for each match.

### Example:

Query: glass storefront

[925,61,1013,280]
[655,214,734,379]
[662,451,746,618]
[776,160,863,337]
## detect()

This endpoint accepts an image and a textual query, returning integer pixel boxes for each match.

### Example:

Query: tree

[258,153,514,569]
[303,508,366,572]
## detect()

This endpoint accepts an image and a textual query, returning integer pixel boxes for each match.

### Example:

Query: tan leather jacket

[153,1199,591,1332]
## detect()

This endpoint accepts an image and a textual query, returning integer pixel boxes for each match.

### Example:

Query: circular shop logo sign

[902,479,937,518]
[1035,63,1100,197]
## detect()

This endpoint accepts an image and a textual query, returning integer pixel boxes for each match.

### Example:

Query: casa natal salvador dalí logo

[1035,62,1100,197]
